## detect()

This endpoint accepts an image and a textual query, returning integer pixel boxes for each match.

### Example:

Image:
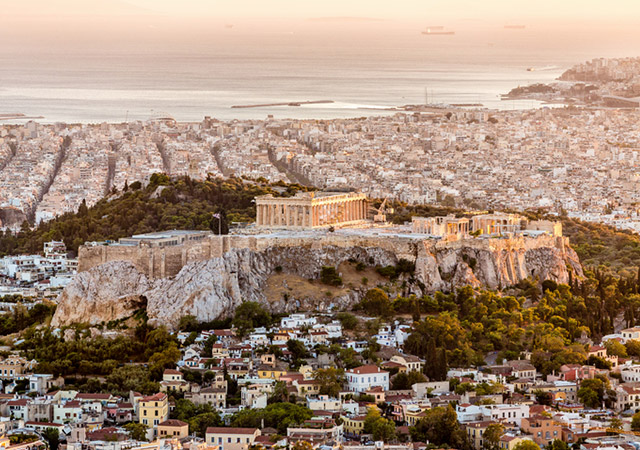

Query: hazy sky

[3,0,640,52]
[6,0,640,22]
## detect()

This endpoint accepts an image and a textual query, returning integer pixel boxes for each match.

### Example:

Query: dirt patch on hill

[263,261,388,306]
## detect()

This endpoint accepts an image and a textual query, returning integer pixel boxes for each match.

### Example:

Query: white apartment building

[346,365,389,393]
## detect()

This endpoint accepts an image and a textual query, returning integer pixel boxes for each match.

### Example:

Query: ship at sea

[422,27,455,35]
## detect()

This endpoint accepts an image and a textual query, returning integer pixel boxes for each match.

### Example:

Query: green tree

[359,288,393,317]
[232,301,272,336]
[106,365,159,396]
[409,405,469,449]
[372,418,396,442]
[287,339,309,363]
[512,441,540,450]
[548,440,569,450]
[178,315,199,331]
[42,428,60,450]
[149,344,182,380]
[482,423,505,450]
[320,266,342,286]
[336,312,358,330]
[605,340,628,357]
[230,403,313,434]
[314,367,345,397]
[609,417,623,432]
[392,371,427,390]
[269,381,291,404]
[632,411,640,431]
[532,389,553,406]
[577,378,605,408]
[124,423,149,441]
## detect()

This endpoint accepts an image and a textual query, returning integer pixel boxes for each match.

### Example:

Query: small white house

[346,365,389,393]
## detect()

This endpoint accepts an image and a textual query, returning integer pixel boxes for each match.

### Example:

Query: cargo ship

[422,27,455,35]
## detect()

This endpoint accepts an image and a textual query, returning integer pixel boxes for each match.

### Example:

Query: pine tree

[424,339,438,381]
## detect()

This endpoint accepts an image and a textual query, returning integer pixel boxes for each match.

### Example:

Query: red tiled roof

[348,365,386,375]
[76,393,111,400]
[141,393,167,402]
[159,419,188,427]
[206,427,258,435]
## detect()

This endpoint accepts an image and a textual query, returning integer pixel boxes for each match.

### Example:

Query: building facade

[346,365,390,393]
[255,192,368,229]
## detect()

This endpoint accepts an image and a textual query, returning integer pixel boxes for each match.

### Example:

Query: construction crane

[371,197,394,223]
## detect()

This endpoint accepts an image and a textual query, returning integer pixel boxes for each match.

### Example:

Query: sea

[0,26,638,123]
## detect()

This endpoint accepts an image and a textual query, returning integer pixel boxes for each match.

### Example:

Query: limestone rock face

[51,261,151,327]
[144,246,399,328]
[52,236,584,330]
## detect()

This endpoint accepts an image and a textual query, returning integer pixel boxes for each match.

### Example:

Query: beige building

[205,427,260,450]
[186,386,226,408]
[499,436,534,450]
[255,192,368,228]
[158,420,189,439]
[464,421,495,450]
[0,355,30,379]
[138,393,169,436]
[160,369,191,393]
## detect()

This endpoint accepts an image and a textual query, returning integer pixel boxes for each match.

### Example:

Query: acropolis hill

[53,193,583,329]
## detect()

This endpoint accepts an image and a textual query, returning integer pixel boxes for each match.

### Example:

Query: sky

[2,0,640,51]
[5,0,640,23]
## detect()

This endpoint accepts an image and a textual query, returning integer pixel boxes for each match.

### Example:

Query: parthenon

[255,192,368,228]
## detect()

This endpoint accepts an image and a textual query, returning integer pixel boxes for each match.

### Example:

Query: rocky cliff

[52,235,583,330]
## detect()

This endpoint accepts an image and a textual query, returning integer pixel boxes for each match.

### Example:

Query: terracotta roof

[163,369,182,375]
[159,419,188,427]
[206,427,258,435]
[141,393,167,402]
[26,421,62,427]
[76,393,111,400]
[348,365,386,375]
[64,401,82,408]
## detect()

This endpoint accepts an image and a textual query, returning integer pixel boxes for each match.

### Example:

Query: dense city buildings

[2,105,640,232]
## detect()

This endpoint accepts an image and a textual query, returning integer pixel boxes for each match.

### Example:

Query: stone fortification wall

[78,233,422,279]
[58,231,584,329]
[77,232,580,290]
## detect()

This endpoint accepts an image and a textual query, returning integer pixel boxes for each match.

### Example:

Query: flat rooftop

[128,230,209,239]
